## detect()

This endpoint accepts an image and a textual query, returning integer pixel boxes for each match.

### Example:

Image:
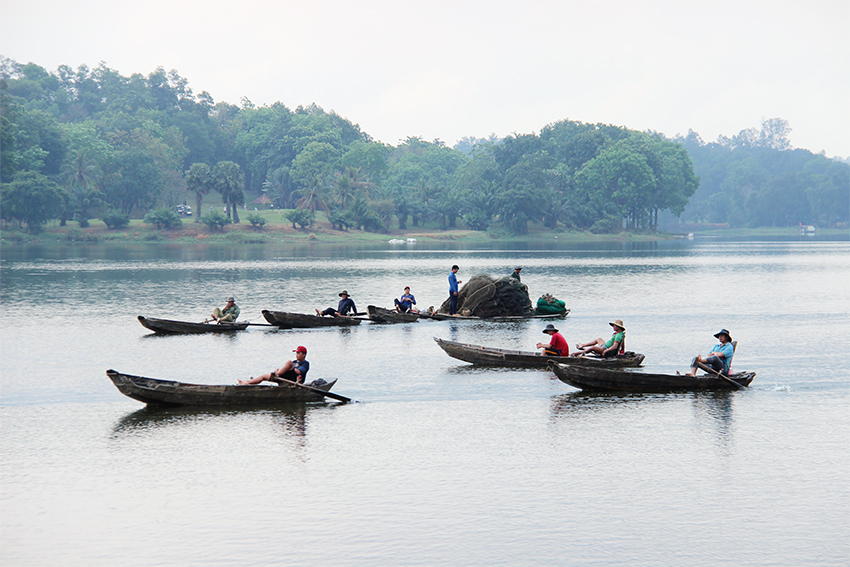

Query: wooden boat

[419,309,569,322]
[262,310,362,329]
[434,337,645,368]
[138,315,249,334]
[106,369,346,406]
[367,305,419,323]
[550,363,756,393]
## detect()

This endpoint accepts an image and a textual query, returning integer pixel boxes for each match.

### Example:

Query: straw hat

[609,319,625,330]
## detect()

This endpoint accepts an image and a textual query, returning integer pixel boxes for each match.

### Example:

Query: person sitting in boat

[316,290,357,317]
[684,329,734,376]
[210,297,240,323]
[393,286,417,312]
[573,319,626,357]
[239,346,310,385]
[537,323,568,356]
[510,266,522,282]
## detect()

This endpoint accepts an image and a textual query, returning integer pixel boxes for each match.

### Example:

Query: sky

[2,0,849,157]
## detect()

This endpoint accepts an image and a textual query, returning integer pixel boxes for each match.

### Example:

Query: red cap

[293,346,307,354]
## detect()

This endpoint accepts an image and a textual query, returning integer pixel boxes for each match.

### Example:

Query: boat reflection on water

[111,403,341,447]
[549,390,739,449]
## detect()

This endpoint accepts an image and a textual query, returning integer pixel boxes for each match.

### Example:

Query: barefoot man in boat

[574,319,626,358]
[239,346,309,385]
[316,290,357,317]
[394,286,418,313]
[210,297,240,323]
[683,329,734,376]
[537,323,569,356]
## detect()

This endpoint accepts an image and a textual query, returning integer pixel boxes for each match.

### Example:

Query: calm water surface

[1,236,848,566]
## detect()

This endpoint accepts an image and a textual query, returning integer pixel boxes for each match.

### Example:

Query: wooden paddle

[270,377,352,403]
[695,361,747,390]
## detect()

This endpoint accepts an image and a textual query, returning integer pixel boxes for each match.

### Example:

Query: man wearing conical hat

[573,319,626,358]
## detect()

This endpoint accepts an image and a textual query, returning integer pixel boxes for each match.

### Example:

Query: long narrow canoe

[419,309,569,322]
[367,305,420,323]
[262,310,362,329]
[138,315,249,334]
[434,337,645,368]
[551,363,755,393]
[106,369,341,406]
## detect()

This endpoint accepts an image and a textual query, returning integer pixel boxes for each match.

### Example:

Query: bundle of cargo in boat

[438,275,534,317]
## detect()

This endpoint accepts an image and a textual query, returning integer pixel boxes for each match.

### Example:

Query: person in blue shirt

[316,290,357,317]
[239,346,310,385]
[686,329,734,375]
[394,286,417,312]
[448,265,462,315]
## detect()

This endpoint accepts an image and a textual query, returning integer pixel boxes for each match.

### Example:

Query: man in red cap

[239,346,310,385]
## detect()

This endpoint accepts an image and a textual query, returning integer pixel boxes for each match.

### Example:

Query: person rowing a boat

[573,319,626,357]
[316,290,357,317]
[239,346,310,385]
[393,286,417,313]
[684,329,734,376]
[210,297,240,323]
[537,323,569,356]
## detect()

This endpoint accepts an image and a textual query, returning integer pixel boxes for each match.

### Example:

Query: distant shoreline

[2,219,847,246]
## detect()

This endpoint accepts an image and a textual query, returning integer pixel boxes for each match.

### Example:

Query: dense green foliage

[1,58,846,235]
[672,120,849,228]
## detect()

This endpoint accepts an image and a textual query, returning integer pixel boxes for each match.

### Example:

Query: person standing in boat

[394,286,417,312]
[239,346,309,385]
[210,297,240,323]
[573,319,626,357]
[684,329,734,376]
[448,265,462,315]
[510,266,522,282]
[316,290,357,317]
[537,323,569,356]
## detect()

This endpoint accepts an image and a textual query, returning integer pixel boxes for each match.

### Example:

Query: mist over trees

[1,58,847,233]
[671,119,849,228]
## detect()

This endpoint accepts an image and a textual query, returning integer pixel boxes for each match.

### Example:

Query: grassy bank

[2,211,846,246]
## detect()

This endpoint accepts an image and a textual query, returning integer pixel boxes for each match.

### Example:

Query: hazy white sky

[2,0,848,156]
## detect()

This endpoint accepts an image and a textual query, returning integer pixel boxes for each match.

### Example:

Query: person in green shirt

[574,319,626,358]
[210,297,240,323]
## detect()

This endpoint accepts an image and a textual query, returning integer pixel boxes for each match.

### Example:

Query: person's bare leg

[239,372,271,385]
[575,338,604,350]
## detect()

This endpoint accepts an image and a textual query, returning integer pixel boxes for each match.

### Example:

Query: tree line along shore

[2,59,847,238]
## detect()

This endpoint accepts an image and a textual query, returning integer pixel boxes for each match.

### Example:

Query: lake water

[1,236,848,566]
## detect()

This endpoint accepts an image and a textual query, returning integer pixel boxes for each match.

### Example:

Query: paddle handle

[695,361,747,389]
[271,377,352,402]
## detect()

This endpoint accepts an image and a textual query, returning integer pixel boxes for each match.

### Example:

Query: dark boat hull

[138,315,249,334]
[434,337,645,368]
[367,305,419,323]
[106,370,338,406]
[420,310,569,322]
[262,310,362,328]
[551,363,755,392]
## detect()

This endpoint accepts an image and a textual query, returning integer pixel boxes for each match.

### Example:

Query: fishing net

[536,293,567,315]
[438,274,534,317]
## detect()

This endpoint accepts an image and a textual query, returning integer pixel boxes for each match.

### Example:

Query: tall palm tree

[185,163,212,222]
[60,149,103,226]
[262,167,293,209]
[330,167,374,209]
[212,161,244,223]
[293,174,330,216]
